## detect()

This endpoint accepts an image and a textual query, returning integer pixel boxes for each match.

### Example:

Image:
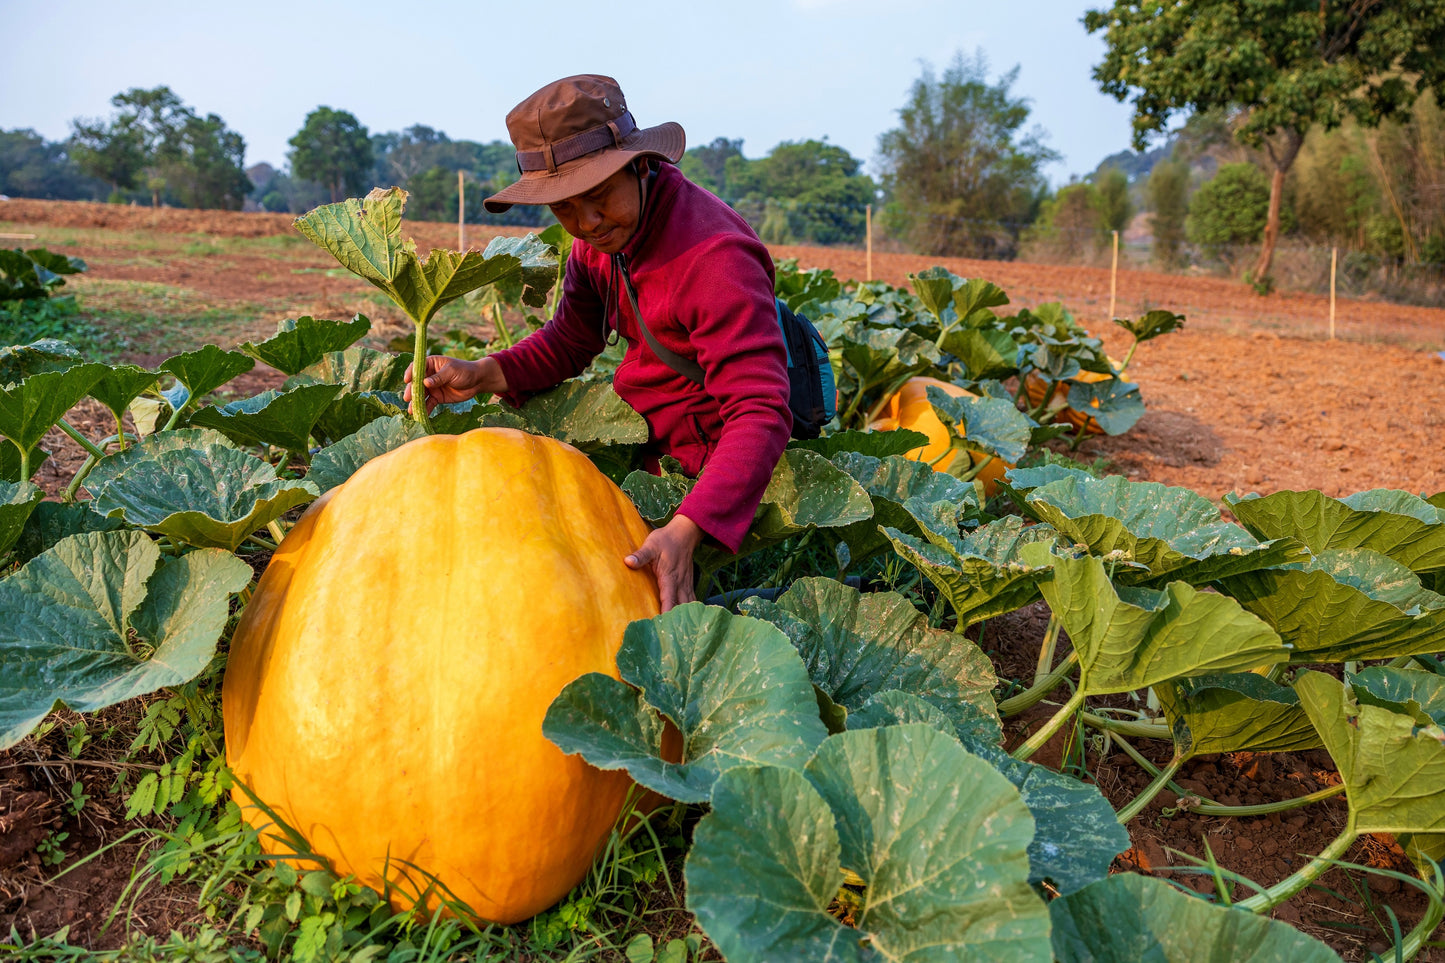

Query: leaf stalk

[997,651,1079,718]
[1012,686,1085,761]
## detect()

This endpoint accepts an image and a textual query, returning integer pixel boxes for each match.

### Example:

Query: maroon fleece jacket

[490,162,792,553]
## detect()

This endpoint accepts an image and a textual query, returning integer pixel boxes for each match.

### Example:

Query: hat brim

[483,121,686,213]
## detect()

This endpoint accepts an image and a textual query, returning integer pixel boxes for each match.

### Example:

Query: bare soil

[3,198,1444,959]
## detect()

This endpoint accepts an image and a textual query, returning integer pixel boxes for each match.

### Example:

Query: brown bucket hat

[484,75,686,213]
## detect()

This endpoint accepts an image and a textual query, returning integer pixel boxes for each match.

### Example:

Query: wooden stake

[865,204,873,282]
[0,233,37,240]
[457,171,466,251]
[1329,246,1337,340]
[1109,229,1120,320]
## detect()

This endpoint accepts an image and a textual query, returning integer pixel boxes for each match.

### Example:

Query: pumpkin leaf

[883,515,1056,627]
[287,347,411,394]
[84,428,236,496]
[1349,665,1445,728]
[543,603,828,804]
[13,501,123,565]
[622,460,695,525]
[1155,673,1322,756]
[238,315,372,375]
[1050,873,1340,963]
[88,365,160,421]
[1026,473,1306,586]
[1217,549,1445,663]
[925,386,1032,464]
[0,362,110,453]
[1112,309,1186,344]
[518,380,648,446]
[789,428,931,460]
[188,384,345,452]
[92,444,319,551]
[939,327,1019,381]
[295,188,557,322]
[0,531,252,750]
[307,416,429,494]
[1296,670,1445,836]
[739,577,1000,742]
[839,321,941,389]
[0,442,47,483]
[1024,544,1289,696]
[157,345,255,410]
[1226,489,1445,575]
[685,725,1051,963]
[0,482,44,557]
[0,339,83,383]
[1063,378,1145,436]
[828,451,979,561]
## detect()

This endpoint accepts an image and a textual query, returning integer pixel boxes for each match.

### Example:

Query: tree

[680,137,744,198]
[1146,158,1190,268]
[1092,166,1131,237]
[876,51,1057,259]
[158,112,253,210]
[289,107,373,203]
[1085,0,1445,282]
[0,129,104,200]
[1185,162,1276,259]
[725,139,876,245]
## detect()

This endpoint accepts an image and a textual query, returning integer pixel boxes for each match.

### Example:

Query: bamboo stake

[865,204,873,282]
[457,171,465,251]
[1329,246,1337,340]
[0,233,37,240]
[1109,229,1119,319]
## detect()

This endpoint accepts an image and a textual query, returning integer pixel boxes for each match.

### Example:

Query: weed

[36,830,70,867]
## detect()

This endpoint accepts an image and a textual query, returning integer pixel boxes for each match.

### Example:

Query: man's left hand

[625,514,705,612]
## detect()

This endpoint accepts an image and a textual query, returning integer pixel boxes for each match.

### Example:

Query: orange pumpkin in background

[867,376,1012,496]
[1023,363,1119,436]
[223,428,662,924]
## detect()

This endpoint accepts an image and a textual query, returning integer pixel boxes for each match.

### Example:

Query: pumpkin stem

[410,315,434,433]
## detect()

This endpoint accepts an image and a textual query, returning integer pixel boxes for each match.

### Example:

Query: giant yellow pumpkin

[223,427,661,924]
[867,376,1011,496]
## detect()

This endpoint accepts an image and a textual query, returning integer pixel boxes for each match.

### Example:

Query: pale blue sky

[2,0,1145,184]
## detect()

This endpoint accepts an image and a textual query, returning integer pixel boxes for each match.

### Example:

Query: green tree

[680,137,745,198]
[1092,166,1131,237]
[1023,182,1103,263]
[1146,157,1189,268]
[876,50,1057,259]
[1185,162,1274,258]
[1086,0,1445,282]
[725,139,875,245]
[0,129,103,200]
[157,112,252,210]
[289,107,373,203]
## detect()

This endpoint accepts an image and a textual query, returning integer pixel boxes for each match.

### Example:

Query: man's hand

[402,356,508,413]
[626,514,705,612]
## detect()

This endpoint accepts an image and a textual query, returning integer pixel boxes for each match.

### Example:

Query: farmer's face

[549,164,643,255]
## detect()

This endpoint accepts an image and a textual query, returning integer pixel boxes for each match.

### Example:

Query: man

[404,74,792,611]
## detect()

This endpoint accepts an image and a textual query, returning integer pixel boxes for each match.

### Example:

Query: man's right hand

[403,356,509,413]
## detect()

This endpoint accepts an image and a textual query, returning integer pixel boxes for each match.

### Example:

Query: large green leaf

[925,386,1033,465]
[1051,873,1340,963]
[790,428,931,460]
[711,449,874,564]
[0,362,109,453]
[1063,377,1145,436]
[939,327,1019,382]
[622,460,695,524]
[88,364,160,421]
[188,384,345,452]
[0,531,252,749]
[237,315,372,375]
[1217,548,1445,663]
[0,442,47,483]
[1113,309,1186,344]
[1155,673,1321,756]
[295,188,556,323]
[739,577,1000,741]
[884,515,1056,627]
[840,321,941,389]
[1348,665,1445,728]
[1025,545,1289,696]
[828,451,978,561]
[0,482,44,557]
[1226,489,1445,575]
[685,726,1051,963]
[92,444,318,551]
[0,339,83,383]
[843,689,1127,896]
[307,416,430,494]
[1296,671,1445,836]
[517,379,648,446]
[543,604,827,804]
[287,347,411,394]
[1026,474,1305,586]
[157,345,255,410]
[13,501,123,565]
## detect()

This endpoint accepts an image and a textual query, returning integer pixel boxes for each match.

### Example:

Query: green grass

[67,279,281,359]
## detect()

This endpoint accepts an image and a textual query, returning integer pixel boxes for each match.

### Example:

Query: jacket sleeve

[490,257,607,404]
[673,237,792,553]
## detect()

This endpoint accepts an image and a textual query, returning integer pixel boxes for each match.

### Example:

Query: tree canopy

[288,107,373,204]
[875,51,1057,259]
[1085,0,1445,280]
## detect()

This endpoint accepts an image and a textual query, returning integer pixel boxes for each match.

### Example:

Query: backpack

[616,252,837,439]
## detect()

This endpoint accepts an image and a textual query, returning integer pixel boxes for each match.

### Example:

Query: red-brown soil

[3,198,1444,959]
